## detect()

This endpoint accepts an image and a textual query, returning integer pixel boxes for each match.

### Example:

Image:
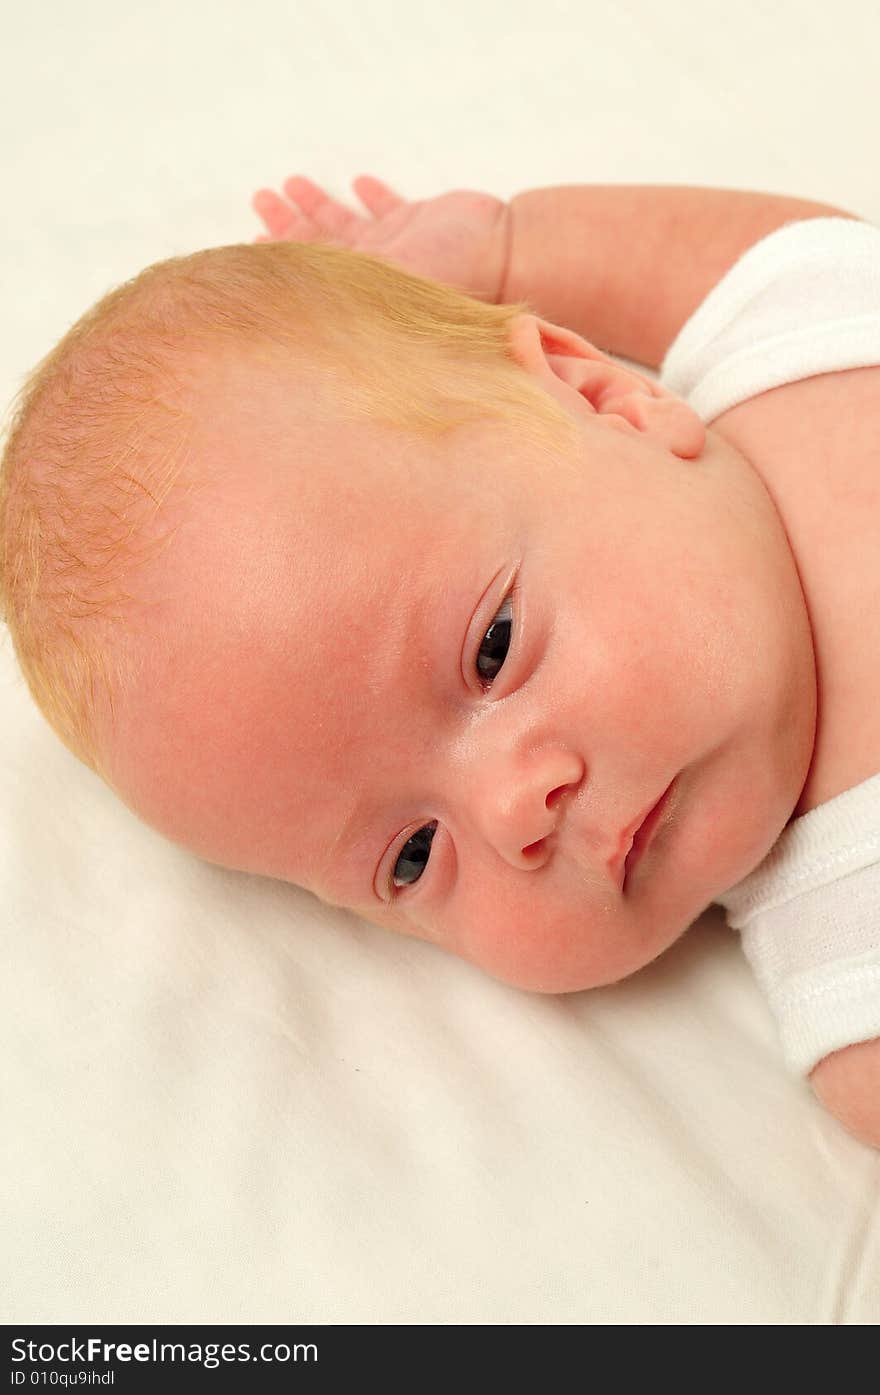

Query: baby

[1,177,879,1146]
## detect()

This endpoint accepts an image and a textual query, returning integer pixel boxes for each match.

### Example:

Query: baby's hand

[251,174,511,304]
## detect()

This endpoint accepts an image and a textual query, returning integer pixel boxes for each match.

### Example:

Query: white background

[2,0,879,1324]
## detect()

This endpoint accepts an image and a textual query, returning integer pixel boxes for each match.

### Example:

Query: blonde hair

[0,239,582,780]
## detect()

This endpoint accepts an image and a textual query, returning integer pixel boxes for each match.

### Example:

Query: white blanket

[3,0,879,1324]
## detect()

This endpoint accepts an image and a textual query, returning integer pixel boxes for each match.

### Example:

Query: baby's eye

[475,593,514,688]
[391,820,438,891]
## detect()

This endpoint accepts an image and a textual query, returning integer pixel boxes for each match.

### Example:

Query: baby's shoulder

[712,363,880,477]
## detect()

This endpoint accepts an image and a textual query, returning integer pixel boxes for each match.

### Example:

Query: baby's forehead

[188,351,423,495]
[182,357,519,572]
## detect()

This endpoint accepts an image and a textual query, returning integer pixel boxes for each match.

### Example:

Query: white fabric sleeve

[718,774,880,1077]
[659,216,880,423]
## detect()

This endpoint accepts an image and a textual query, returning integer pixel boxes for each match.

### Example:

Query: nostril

[546,784,569,811]
[522,839,544,859]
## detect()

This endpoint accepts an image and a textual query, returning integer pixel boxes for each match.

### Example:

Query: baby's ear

[507,312,706,461]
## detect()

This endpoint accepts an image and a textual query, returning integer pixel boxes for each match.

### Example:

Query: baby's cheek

[453,886,622,994]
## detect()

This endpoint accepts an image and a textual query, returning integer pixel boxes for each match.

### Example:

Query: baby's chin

[449,908,693,996]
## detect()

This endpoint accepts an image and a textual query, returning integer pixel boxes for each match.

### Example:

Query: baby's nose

[469,745,585,869]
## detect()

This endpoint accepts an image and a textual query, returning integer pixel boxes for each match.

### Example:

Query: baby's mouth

[621,777,677,890]
[608,775,677,892]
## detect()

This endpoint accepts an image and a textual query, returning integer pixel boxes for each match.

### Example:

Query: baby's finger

[281,176,361,240]
[352,174,406,218]
[251,188,300,238]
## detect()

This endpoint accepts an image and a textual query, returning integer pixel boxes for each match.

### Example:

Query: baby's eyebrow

[315,820,397,914]
[326,800,372,877]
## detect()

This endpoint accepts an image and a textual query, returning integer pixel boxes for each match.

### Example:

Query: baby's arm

[811,1040,880,1148]
[503,185,859,369]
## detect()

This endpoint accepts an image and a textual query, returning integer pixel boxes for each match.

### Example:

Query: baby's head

[0,241,817,991]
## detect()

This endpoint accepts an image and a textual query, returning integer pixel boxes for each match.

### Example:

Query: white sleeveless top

[659,216,880,1075]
